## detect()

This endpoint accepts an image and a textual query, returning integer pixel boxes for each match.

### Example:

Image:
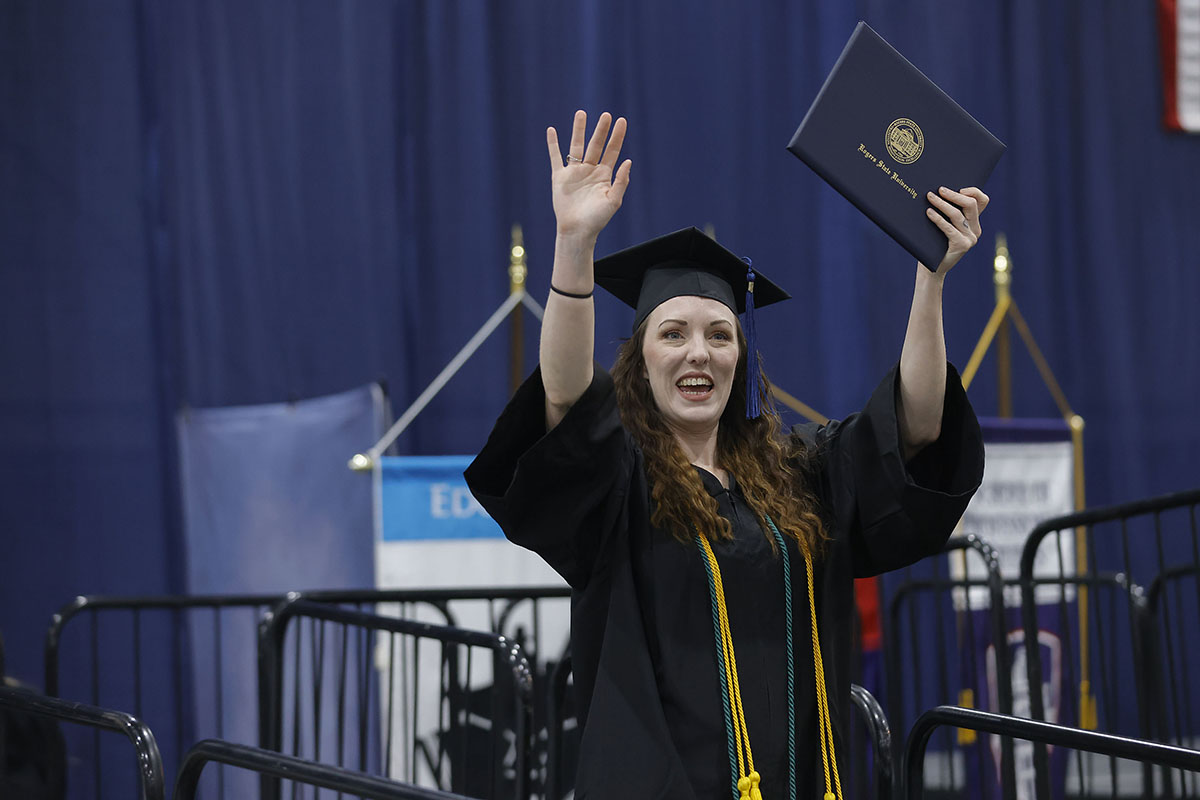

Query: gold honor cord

[697,531,844,800]
[697,534,762,800]
[804,551,842,800]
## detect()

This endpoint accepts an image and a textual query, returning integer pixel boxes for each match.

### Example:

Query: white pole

[357,290,527,465]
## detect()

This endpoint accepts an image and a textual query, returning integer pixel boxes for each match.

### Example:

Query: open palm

[547,110,633,238]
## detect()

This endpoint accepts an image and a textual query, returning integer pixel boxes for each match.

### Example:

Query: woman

[466,110,987,799]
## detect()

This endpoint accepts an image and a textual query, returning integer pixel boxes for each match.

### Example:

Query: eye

[710,330,731,341]
[662,330,684,340]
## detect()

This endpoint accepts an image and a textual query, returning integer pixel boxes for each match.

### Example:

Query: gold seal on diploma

[885,118,924,164]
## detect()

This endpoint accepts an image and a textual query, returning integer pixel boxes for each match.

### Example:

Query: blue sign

[380,455,503,540]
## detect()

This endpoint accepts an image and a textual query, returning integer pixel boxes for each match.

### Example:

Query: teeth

[677,377,712,387]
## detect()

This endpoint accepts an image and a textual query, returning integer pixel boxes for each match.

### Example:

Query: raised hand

[547,110,633,240]
[925,186,991,275]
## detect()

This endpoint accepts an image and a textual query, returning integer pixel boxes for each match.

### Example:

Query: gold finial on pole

[993,231,1011,301]
[509,224,527,293]
[509,224,527,393]
[994,232,1013,417]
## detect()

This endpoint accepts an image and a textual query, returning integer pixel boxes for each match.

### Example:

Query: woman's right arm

[541,110,632,429]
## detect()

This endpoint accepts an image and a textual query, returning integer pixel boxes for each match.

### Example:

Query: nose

[685,335,710,365]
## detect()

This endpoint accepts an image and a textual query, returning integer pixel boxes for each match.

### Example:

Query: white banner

[373,455,570,787]
[376,455,564,589]
[954,440,1075,607]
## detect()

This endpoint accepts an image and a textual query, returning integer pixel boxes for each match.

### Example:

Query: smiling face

[641,295,740,436]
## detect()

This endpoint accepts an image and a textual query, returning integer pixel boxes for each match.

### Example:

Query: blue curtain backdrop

[1,0,1198,731]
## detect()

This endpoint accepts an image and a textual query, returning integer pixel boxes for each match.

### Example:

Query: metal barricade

[300,587,570,674]
[849,683,894,800]
[1142,563,1200,797]
[0,684,165,800]
[904,706,1200,800]
[1020,489,1200,797]
[258,598,534,800]
[174,739,476,800]
[882,534,1015,799]
[43,586,568,799]
[295,587,569,800]
[44,593,280,799]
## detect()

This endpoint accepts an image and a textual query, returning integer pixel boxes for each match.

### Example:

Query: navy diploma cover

[788,22,1006,270]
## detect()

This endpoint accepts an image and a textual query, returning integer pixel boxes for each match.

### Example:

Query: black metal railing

[904,705,1200,800]
[44,592,282,798]
[174,739,477,800]
[300,586,570,669]
[258,597,535,800]
[1019,488,1200,797]
[849,683,894,800]
[882,534,1016,799]
[0,684,165,800]
[1141,563,1200,797]
[41,586,568,799]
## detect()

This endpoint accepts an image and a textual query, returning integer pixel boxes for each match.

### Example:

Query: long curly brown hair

[611,317,827,556]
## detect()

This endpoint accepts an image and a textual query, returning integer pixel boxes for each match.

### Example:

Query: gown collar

[693,464,738,496]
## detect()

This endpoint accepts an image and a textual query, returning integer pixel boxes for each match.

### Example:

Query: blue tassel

[742,258,761,419]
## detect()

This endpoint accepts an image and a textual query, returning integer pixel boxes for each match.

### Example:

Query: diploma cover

[787,22,1006,269]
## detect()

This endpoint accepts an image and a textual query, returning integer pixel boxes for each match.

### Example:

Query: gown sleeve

[464,364,633,589]
[794,362,984,577]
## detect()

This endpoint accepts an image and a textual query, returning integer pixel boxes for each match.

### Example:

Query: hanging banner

[376,455,563,591]
[380,455,501,541]
[1159,0,1200,132]
[955,438,1076,607]
[178,382,384,799]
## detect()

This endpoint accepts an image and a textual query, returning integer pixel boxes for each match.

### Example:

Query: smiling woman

[642,297,739,437]
[465,110,987,799]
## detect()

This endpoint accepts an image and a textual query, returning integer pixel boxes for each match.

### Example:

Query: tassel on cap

[742,258,762,419]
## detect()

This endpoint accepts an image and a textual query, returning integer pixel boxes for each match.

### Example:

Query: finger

[940,186,982,235]
[927,190,969,224]
[569,110,587,160]
[599,117,628,170]
[584,111,613,164]
[929,190,976,235]
[547,127,563,173]
[937,185,979,217]
[926,206,971,241]
[959,186,990,213]
[610,159,633,206]
[926,203,974,247]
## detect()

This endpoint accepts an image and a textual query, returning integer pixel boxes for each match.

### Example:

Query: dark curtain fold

[1,0,1199,781]
[1,0,178,684]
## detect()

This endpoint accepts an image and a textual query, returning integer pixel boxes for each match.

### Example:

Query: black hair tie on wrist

[549,284,593,299]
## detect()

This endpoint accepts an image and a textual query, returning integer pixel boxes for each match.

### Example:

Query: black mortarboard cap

[593,227,790,417]
[593,227,790,332]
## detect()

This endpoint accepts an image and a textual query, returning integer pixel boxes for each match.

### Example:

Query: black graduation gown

[464,362,983,799]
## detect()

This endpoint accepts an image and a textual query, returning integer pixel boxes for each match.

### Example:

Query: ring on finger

[566,154,584,164]
[961,217,971,230]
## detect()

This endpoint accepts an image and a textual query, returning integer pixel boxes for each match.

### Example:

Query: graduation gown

[464,362,983,799]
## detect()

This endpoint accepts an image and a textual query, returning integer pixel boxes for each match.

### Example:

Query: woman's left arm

[898,185,990,461]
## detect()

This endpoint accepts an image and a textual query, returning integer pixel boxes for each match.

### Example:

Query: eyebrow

[657,318,735,329]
